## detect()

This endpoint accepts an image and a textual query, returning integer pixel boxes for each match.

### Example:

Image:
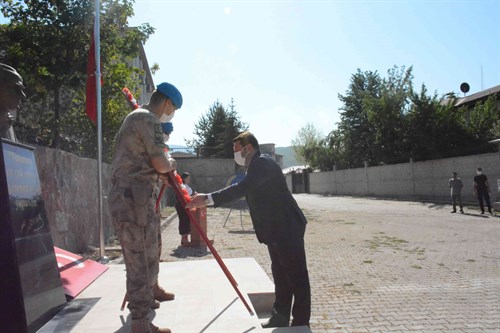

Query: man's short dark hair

[149,90,169,106]
[233,131,259,149]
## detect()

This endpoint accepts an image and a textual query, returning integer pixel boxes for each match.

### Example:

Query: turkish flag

[85,31,99,124]
[54,247,108,298]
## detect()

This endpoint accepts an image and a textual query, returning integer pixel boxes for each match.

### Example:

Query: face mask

[477,171,482,175]
[159,110,175,123]
[234,146,247,166]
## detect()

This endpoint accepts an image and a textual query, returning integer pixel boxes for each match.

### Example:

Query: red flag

[85,32,97,124]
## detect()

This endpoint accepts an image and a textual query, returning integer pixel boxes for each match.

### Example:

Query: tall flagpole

[95,0,108,264]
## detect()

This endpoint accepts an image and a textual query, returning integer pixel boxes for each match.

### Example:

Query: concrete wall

[307,153,499,204]
[175,158,237,193]
[162,158,238,206]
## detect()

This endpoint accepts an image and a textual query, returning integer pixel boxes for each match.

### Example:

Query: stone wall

[307,152,499,204]
[35,147,113,253]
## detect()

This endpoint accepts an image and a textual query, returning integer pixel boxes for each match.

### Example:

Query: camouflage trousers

[109,185,160,319]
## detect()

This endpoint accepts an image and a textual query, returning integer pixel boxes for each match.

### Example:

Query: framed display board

[0,139,66,333]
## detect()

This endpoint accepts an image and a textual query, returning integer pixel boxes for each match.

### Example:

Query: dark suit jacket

[211,151,307,244]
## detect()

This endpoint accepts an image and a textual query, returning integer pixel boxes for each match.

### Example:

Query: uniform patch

[154,123,164,145]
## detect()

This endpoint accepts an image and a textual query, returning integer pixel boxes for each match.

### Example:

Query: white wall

[308,153,499,204]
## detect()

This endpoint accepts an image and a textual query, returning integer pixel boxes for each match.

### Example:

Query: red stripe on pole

[85,30,97,124]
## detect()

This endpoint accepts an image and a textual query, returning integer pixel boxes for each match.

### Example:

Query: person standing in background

[473,167,493,215]
[175,172,195,246]
[449,172,464,214]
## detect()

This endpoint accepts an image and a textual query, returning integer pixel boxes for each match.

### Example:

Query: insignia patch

[154,123,164,145]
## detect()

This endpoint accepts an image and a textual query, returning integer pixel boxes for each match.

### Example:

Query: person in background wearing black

[186,131,311,328]
[449,172,464,214]
[175,172,195,246]
[473,167,493,215]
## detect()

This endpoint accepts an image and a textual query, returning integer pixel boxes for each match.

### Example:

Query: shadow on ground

[170,246,211,259]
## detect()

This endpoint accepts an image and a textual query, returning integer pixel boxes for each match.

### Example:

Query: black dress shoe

[261,315,289,328]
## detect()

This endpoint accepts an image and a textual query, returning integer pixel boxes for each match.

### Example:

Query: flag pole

[95,0,108,264]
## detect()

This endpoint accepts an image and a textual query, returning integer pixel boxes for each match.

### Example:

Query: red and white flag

[85,27,102,124]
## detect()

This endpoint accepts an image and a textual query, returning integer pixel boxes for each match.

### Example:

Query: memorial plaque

[0,139,66,333]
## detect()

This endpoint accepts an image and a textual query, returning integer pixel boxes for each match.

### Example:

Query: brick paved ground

[159,195,500,333]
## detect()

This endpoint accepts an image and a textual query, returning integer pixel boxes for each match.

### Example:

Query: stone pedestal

[0,140,66,333]
[189,206,213,247]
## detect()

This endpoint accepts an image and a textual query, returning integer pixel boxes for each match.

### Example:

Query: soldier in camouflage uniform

[108,82,182,333]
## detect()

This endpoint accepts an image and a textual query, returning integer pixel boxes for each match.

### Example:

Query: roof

[282,165,308,174]
[455,84,500,107]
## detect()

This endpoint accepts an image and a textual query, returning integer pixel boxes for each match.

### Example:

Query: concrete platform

[38,258,311,333]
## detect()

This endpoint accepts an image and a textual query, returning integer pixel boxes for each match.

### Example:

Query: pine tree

[188,99,248,158]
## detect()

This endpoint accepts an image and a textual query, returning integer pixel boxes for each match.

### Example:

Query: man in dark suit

[186,131,311,328]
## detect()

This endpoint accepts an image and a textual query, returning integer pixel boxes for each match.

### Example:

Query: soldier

[0,63,26,142]
[108,82,182,333]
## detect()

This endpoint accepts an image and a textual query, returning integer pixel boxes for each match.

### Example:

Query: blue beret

[156,82,183,109]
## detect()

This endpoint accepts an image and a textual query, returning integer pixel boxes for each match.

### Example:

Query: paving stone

[159,195,500,332]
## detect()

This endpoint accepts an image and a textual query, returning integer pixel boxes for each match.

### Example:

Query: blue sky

[129,0,499,147]
[3,1,499,147]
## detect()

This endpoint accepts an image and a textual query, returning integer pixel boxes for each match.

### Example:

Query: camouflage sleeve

[138,114,167,159]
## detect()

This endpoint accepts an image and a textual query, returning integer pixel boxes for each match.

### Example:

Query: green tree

[337,69,381,167]
[459,94,500,155]
[302,65,498,170]
[405,84,443,160]
[292,122,335,171]
[406,86,472,160]
[324,129,347,170]
[292,122,320,164]
[188,99,248,158]
[365,65,413,164]
[1,0,154,161]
